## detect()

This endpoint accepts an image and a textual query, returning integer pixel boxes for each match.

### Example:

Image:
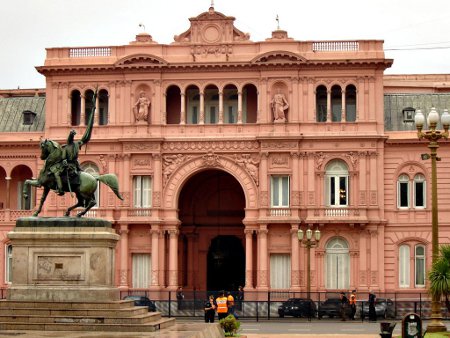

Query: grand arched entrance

[178,169,245,291]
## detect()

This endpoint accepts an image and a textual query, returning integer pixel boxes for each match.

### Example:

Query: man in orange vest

[349,290,357,320]
[216,290,228,320]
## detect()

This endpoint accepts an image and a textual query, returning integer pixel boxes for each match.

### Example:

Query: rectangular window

[209,106,216,124]
[133,176,152,208]
[132,253,151,288]
[399,245,410,287]
[228,106,234,123]
[328,176,348,207]
[271,176,289,207]
[270,254,291,289]
[5,245,12,284]
[398,181,409,208]
[414,180,425,208]
[192,106,198,124]
[415,245,425,287]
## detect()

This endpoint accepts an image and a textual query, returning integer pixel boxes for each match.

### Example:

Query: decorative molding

[234,154,259,186]
[124,143,159,151]
[201,152,222,168]
[162,154,192,186]
[270,153,290,169]
[162,140,259,152]
[261,141,298,149]
[260,191,268,207]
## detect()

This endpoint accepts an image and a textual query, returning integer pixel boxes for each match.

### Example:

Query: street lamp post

[298,227,321,299]
[415,107,450,333]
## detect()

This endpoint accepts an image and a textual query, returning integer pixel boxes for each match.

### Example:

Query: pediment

[115,54,167,68]
[252,51,307,64]
[173,7,250,44]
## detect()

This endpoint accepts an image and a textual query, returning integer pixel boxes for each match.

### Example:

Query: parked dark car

[278,298,316,318]
[318,298,352,319]
[124,295,157,312]
[362,298,395,319]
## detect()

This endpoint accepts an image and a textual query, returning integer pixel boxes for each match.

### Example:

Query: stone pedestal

[7,217,120,302]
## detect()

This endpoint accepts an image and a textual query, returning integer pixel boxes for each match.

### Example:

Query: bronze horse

[24,139,123,217]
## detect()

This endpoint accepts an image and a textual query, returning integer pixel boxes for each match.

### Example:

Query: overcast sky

[1,0,450,89]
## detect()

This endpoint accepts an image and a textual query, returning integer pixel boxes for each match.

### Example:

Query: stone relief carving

[162,154,192,185]
[124,143,159,151]
[201,152,222,168]
[345,151,359,170]
[261,141,297,149]
[234,154,259,186]
[133,91,151,122]
[314,152,327,170]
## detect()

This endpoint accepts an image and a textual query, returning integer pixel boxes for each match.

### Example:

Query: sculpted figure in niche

[271,88,289,122]
[133,91,151,122]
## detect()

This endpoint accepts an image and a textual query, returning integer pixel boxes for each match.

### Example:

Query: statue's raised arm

[80,89,97,146]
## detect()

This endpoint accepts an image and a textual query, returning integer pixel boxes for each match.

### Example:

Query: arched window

[166,85,181,124]
[399,244,410,287]
[81,162,100,207]
[325,237,350,289]
[316,85,327,122]
[413,174,426,208]
[325,160,349,207]
[397,174,410,208]
[345,85,356,122]
[70,90,81,126]
[98,89,109,125]
[331,85,342,122]
[415,245,425,287]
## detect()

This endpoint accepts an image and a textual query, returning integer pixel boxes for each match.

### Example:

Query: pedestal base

[7,217,120,302]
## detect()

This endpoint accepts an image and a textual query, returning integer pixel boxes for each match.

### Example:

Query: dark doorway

[207,235,245,292]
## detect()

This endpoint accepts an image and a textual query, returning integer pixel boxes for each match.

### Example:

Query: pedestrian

[237,286,244,311]
[339,292,348,321]
[227,291,236,318]
[368,290,377,322]
[349,290,357,320]
[204,295,216,323]
[176,286,184,310]
[216,290,228,320]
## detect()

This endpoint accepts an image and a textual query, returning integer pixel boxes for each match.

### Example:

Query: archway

[207,235,245,291]
[178,169,245,291]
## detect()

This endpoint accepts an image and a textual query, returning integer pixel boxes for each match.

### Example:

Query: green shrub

[219,314,241,337]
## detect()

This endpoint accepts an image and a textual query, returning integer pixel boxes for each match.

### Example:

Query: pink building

[0,7,449,298]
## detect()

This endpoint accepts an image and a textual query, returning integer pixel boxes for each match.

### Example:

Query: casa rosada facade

[1,6,450,297]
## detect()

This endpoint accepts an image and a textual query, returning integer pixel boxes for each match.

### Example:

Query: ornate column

[199,92,205,124]
[80,94,86,126]
[244,228,254,289]
[237,91,243,124]
[359,230,368,289]
[168,228,179,289]
[290,224,300,290]
[257,225,268,290]
[218,91,223,124]
[326,89,331,122]
[180,93,186,125]
[369,229,378,288]
[118,224,129,288]
[259,78,267,123]
[341,90,346,122]
[150,225,160,289]
[152,154,161,209]
[158,230,166,287]
[350,251,359,290]
[5,177,11,209]
[291,77,299,122]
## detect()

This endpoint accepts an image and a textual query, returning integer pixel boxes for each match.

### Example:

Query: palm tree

[429,244,450,311]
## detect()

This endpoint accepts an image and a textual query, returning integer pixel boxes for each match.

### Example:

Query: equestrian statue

[23,90,123,217]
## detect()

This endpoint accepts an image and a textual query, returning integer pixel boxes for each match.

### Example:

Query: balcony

[305,206,369,225]
[0,209,34,223]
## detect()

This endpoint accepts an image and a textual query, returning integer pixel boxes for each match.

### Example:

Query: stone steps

[0,300,175,332]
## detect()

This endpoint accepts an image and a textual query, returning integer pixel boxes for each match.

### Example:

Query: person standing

[237,286,244,311]
[204,295,216,323]
[176,286,184,310]
[227,291,235,318]
[349,290,357,320]
[339,292,348,321]
[368,291,377,322]
[216,290,228,321]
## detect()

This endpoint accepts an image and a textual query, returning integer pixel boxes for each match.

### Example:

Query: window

[415,245,425,287]
[345,85,357,122]
[397,173,427,209]
[84,90,95,125]
[98,89,109,125]
[399,244,410,287]
[207,106,217,124]
[132,253,151,288]
[397,174,410,208]
[414,174,426,208]
[270,254,291,289]
[331,85,342,122]
[22,110,36,125]
[133,176,152,208]
[271,176,289,207]
[316,85,327,122]
[325,237,349,289]
[325,160,349,207]
[70,90,81,126]
[5,244,12,284]
[402,107,416,123]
